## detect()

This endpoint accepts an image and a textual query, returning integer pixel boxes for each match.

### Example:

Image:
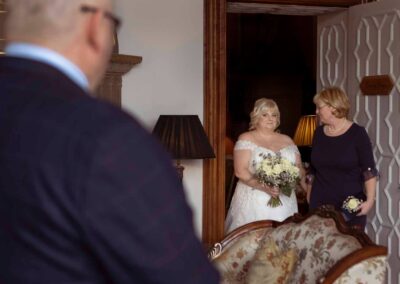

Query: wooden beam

[203,0,227,249]
[227,2,346,15]
[228,0,367,7]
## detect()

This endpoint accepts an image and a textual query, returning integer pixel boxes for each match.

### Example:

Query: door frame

[203,0,227,248]
[202,0,369,248]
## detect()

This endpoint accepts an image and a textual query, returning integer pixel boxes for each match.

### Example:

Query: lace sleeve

[234,140,255,151]
[356,127,379,182]
[362,167,379,182]
[292,145,300,155]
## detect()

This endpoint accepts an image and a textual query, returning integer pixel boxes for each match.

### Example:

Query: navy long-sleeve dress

[309,123,378,228]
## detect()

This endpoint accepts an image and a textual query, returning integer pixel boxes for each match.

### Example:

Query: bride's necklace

[326,119,348,134]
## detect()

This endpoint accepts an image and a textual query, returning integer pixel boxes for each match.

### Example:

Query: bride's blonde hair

[249,98,280,131]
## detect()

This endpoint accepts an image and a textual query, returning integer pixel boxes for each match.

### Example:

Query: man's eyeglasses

[80,5,122,31]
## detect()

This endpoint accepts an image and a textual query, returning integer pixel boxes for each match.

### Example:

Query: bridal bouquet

[254,153,300,207]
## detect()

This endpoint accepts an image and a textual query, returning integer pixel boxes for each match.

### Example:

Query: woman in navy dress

[307,87,378,229]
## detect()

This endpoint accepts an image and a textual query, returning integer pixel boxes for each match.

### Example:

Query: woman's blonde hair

[313,87,350,118]
[249,98,280,130]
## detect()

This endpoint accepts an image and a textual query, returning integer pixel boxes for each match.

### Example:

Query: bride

[225,98,306,234]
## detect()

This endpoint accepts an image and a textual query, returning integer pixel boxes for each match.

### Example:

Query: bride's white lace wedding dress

[225,140,299,234]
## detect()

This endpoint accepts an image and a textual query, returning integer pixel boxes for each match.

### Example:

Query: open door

[318,0,400,282]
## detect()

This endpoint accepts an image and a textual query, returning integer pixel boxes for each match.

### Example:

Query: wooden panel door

[318,0,400,282]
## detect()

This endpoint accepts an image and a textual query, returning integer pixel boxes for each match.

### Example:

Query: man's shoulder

[0,56,86,98]
[0,57,147,149]
[1,56,140,131]
[78,96,141,128]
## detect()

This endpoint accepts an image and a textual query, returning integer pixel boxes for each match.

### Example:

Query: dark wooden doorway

[203,0,370,248]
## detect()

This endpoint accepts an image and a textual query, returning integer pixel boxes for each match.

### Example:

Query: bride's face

[257,109,278,130]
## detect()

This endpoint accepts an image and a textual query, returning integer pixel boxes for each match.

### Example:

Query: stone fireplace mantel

[96,53,142,106]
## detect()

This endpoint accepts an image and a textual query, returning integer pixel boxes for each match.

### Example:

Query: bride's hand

[263,185,279,197]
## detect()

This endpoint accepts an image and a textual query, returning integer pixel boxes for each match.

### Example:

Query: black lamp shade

[152,115,215,160]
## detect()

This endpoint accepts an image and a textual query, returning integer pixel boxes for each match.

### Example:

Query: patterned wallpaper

[317,2,400,282]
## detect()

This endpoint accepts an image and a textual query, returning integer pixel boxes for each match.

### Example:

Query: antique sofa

[209,205,387,284]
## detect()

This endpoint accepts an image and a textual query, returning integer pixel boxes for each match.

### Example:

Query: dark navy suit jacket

[0,57,219,283]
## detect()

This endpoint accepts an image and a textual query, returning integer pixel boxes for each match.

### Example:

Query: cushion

[270,215,362,283]
[245,237,297,284]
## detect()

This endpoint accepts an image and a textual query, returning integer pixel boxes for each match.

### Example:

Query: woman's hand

[306,184,312,203]
[263,185,279,197]
[357,199,374,216]
[357,177,377,216]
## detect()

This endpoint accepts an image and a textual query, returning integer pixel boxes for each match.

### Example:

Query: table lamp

[152,115,215,180]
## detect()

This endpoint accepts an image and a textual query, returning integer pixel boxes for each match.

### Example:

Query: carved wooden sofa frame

[209,205,387,283]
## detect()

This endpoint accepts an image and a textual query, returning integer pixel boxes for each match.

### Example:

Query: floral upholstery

[245,237,298,283]
[211,214,375,284]
[269,215,362,283]
[332,256,387,284]
[212,228,272,284]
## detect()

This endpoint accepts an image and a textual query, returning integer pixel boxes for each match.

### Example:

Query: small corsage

[342,196,363,213]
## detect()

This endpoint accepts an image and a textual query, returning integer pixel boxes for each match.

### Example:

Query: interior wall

[114,0,204,236]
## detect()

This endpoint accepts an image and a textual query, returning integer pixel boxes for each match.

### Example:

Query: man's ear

[85,11,103,53]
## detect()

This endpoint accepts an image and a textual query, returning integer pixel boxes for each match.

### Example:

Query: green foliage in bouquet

[254,152,300,207]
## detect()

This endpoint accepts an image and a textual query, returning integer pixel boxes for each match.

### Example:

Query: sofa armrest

[208,242,223,260]
[319,246,388,284]
[208,223,274,284]
[330,255,387,284]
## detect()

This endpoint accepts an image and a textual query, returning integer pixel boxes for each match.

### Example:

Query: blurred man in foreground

[0,0,219,283]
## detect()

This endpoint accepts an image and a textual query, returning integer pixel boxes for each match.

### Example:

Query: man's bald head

[5,0,116,91]
[6,0,113,46]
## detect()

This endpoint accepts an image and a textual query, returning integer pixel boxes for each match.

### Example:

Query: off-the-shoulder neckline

[237,139,297,153]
